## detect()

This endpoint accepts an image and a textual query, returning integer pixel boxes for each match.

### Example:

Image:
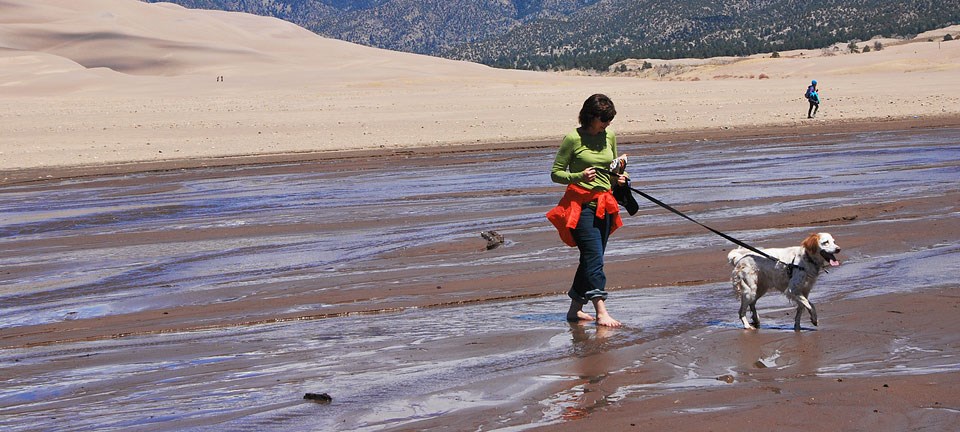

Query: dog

[727,232,841,331]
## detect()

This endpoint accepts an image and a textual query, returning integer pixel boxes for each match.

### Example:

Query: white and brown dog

[727,233,841,331]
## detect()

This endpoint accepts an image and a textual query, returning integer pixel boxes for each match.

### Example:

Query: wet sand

[1,122,959,430]
[428,287,960,432]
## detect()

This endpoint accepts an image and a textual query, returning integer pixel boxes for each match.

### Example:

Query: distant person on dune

[547,93,628,328]
[805,80,820,118]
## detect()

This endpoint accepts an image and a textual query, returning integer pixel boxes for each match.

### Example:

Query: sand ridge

[1,1,959,173]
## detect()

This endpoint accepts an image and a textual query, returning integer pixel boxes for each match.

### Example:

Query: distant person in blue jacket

[805,80,820,118]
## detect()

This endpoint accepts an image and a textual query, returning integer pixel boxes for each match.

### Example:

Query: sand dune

[0,0,958,172]
[1,4,958,429]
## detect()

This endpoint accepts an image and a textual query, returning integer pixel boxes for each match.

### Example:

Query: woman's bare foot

[596,313,622,327]
[566,300,596,322]
[567,311,596,321]
[592,299,622,327]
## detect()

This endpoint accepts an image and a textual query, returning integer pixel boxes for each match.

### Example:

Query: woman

[546,93,627,328]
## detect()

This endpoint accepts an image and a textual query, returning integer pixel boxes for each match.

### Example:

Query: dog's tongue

[830,259,840,267]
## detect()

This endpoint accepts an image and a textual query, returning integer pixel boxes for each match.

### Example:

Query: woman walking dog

[546,93,628,328]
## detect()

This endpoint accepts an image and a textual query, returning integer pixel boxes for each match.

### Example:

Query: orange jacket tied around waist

[546,184,623,247]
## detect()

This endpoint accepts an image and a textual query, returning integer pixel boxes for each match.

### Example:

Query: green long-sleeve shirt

[550,128,618,191]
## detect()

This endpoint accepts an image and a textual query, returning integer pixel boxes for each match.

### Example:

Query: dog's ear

[802,233,820,256]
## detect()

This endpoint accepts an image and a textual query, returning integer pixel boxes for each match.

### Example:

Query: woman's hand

[581,167,597,182]
[617,174,628,186]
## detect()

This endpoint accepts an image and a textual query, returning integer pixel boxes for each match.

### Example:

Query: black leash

[595,167,797,270]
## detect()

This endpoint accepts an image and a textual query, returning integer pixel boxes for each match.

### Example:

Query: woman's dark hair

[578,93,616,126]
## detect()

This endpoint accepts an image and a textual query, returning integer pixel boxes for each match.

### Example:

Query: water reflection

[568,322,617,357]
[0,128,958,430]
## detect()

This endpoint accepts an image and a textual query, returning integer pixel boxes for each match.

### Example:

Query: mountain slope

[141,0,599,54]
[446,0,960,70]
[144,0,960,70]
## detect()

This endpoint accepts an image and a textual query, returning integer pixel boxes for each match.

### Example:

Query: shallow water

[1,245,956,431]
[1,127,958,430]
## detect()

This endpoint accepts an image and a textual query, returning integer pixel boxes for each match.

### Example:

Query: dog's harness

[596,166,805,272]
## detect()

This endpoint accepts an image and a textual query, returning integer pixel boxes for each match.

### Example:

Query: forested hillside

[447,0,960,70]
[143,0,960,70]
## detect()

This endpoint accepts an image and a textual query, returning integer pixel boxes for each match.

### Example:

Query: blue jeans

[568,205,613,304]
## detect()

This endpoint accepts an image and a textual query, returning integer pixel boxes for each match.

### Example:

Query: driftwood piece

[480,230,504,250]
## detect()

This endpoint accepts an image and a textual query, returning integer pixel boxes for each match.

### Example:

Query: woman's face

[585,116,612,134]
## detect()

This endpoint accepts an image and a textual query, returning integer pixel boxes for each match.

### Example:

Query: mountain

[448,0,960,70]
[139,0,599,54]
[143,0,960,70]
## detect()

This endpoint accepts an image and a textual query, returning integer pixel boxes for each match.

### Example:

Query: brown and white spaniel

[727,233,841,331]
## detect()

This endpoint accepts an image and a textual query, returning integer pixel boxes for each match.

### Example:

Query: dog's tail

[727,248,749,266]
